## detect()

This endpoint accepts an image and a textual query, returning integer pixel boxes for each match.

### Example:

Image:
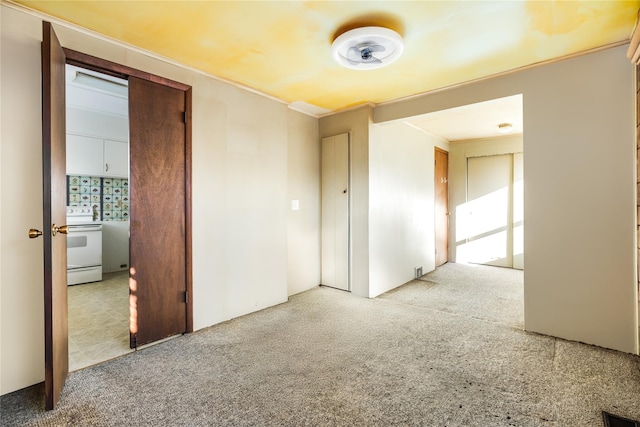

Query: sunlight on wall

[456,186,510,264]
[455,152,523,268]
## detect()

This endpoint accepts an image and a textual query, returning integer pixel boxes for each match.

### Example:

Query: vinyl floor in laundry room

[68,271,132,371]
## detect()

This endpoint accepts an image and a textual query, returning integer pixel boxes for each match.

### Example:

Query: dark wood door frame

[434,147,449,267]
[63,48,194,333]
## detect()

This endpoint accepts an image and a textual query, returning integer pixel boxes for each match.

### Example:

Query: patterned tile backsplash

[67,175,129,221]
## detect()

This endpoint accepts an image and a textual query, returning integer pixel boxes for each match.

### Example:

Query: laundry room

[65,64,132,370]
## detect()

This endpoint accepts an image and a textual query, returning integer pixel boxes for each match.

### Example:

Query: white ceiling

[404,94,524,142]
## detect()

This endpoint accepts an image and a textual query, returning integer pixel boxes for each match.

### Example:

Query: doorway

[42,21,192,410]
[65,64,132,371]
[402,94,524,332]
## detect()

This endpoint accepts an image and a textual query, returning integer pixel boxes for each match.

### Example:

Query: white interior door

[321,133,349,291]
[465,154,512,267]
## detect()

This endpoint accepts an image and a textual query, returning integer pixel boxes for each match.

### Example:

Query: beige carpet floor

[380,262,525,329]
[2,263,639,426]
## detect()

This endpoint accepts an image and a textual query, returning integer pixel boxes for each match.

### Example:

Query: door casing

[63,48,193,335]
[434,147,449,267]
[41,24,193,409]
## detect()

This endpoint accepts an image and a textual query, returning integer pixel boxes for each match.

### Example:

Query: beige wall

[375,45,638,354]
[319,113,452,299]
[287,110,321,296]
[1,5,46,392]
[368,122,446,297]
[0,5,319,394]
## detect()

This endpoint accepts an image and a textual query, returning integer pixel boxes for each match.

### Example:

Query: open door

[41,21,69,410]
[36,24,192,407]
[128,77,188,347]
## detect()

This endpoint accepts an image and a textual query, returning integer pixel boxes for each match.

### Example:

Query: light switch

[291,200,300,210]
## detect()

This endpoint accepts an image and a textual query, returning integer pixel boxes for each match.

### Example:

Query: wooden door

[128,77,188,347]
[41,21,69,410]
[434,148,449,267]
[321,134,349,291]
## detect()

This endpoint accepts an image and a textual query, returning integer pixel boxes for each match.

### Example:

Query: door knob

[28,229,43,239]
[51,224,69,237]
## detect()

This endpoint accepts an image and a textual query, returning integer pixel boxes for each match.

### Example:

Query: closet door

[466,154,512,267]
[321,133,349,291]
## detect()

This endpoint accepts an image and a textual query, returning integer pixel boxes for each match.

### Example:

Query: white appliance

[67,206,102,285]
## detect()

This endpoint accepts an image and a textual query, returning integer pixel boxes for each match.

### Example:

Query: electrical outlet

[415,267,423,278]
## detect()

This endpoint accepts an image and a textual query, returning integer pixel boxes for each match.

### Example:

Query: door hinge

[131,334,137,349]
[183,111,188,124]
[184,290,189,303]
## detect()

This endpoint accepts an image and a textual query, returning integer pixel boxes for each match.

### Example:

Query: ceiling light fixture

[498,123,513,133]
[332,26,403,70]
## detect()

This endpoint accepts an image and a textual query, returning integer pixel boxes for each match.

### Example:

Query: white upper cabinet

[65,106,129,177]
[67,134,129,178]
[103,139,128,177]
[66,134,104,176]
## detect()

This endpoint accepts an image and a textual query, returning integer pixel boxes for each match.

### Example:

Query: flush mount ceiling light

[332,26,403,70]
[498,123,513,133]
